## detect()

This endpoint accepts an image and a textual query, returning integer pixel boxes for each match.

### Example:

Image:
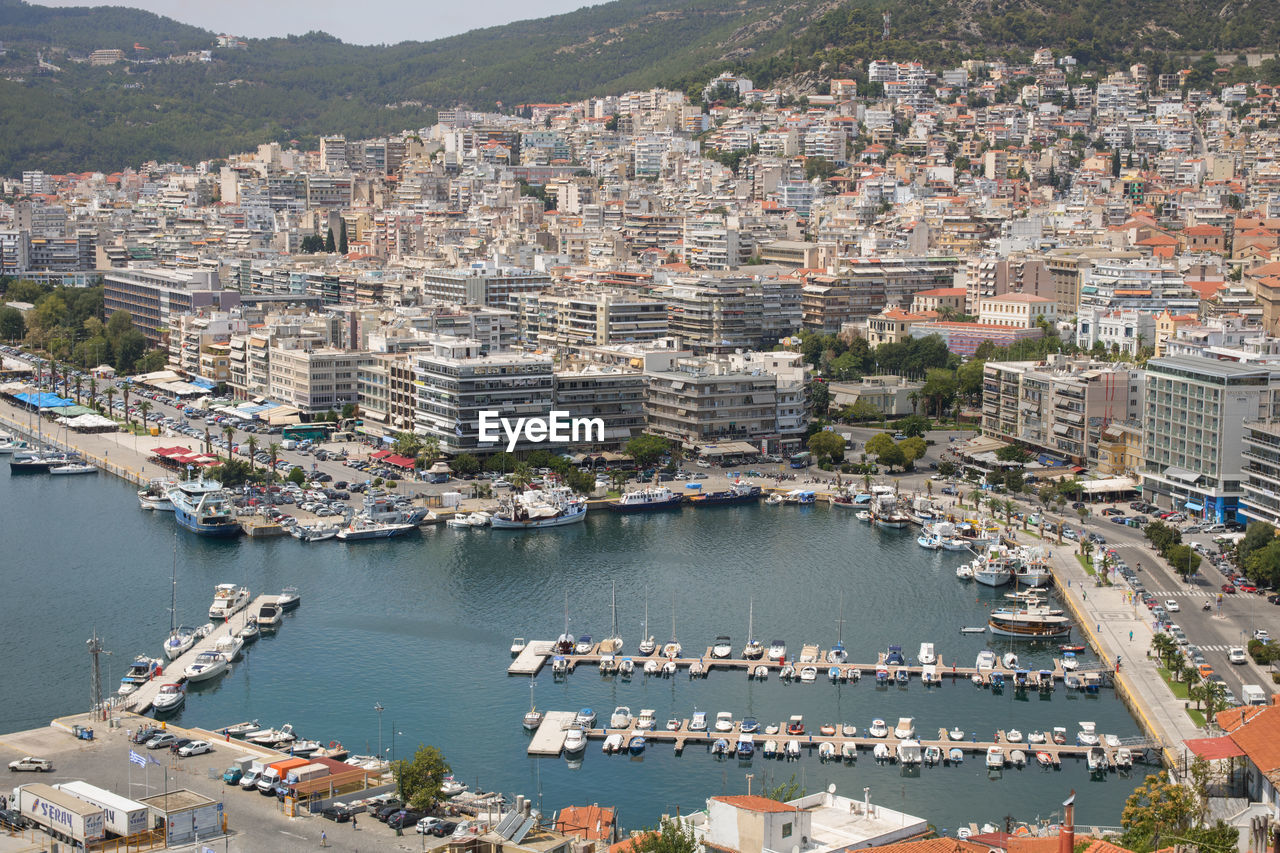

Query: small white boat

[610,706,632,729]
[50,460,97,475]
[784,740,800,759]
[1036,750,1054,768]
[1061,651,1079,671]
[635,709,656,731]
[712,635,733,658]
[661,660,677,677]
[949,726,965,741]
[214,633,244,660]
[688,660,704,678]
[894,717,915,738]
[163,628,197,661]
[1087,746,1108,772]
[956,564,974,580]
[690,711,708,732]
[638,635,657,656]
[818,742,836,761]
[1076,722,1099,746]
[439,776,467,797]
[1103,733,1122,748]
[183,650,229,682]
[248,724,295,747]
[873,743,892,762]
[842,742,858,762]
[619,658,635,677]
[986,746,1005,769]
[1002,652,1019,669]
[918,642,936,665]
[948,747,964,764]
[753,665,769,680]
[976,650,997,670]
[563,727,587,755]
[1115,747,1133,769]
[575,708,597,728]
[799,665,817,683]
[868,719,888,738]
[1028,731,1046,744]
[1009,749,1027,767]
[602,733,624,754]
[898,740,923,765]
[711,738,729,756]
[236,618,259,643]
[510,638,527,655]
[643,659,659,676]
[666,718,681,731]
[763,740,778,758]
[151,683,185,713]
[1005,728,1023,743]
[779,664,795,680]
[523,708,544,731]
[714,711,734,732]
[767,639,786,661]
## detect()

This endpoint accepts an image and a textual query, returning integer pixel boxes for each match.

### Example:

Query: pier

[527,713,1148,769]
[507,641,1104,689]
[125,594,280,713]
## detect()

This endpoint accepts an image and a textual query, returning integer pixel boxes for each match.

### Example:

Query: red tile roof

[711,795,797,814]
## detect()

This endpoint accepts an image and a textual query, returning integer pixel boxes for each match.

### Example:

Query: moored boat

[492,487,587,529]
[607,486,684,512]
[209,584,251,620]
[169,475,241,537]
[138,478,177,511]
[183,650,230,682]
[686,481,762,507]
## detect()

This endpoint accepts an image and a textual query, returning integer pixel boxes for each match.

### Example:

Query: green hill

[0,0,1276,175]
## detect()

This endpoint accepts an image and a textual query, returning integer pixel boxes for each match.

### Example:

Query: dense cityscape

[4,11,1280,853]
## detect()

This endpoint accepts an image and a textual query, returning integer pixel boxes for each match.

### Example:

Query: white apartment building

[523,289,668,353]
[168,312,248,381]
[267,340,372,414]
[978,292,1057,328]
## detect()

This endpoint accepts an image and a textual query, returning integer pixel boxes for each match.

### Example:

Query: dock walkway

[527,711,577,756]
[126,595,277,713]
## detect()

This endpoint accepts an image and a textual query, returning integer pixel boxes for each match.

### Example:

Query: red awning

[384,454,417,470]
[1184,736,1245,760]
[370,450,392,460]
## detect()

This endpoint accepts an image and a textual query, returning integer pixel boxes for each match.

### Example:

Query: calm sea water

[0,469,1140,831]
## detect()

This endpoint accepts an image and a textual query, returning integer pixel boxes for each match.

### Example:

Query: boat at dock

[9,450,60,473]
[292,523,340,542]
[169,475,240,537]
[336,517,416,540]
[138,478,176,511]
[256,601,283,631]
[492,486,586,529]
[214,633,245,660]
[118,656,161,695]
[209,584,251,620]
[607,485,683,512]
[686,481,762,507]
[277,587,301,612]
[248,724,296,748]
[150,683,185,714]
[988,603,1073,639]
[49,456,97,475]
[183,650,230,683]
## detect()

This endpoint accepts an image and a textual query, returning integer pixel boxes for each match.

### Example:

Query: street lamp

[374,702,385,758]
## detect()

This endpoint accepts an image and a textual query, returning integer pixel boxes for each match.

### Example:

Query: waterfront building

[1241,421,1280,527]
[168,312,249,380]
[267,340,372,415]
[1141,355,1280,521]
[103,268,242,347]
[420,267,553,312]
[552,366,647,449]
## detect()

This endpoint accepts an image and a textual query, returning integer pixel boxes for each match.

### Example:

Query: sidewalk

[1045,539,1205,764]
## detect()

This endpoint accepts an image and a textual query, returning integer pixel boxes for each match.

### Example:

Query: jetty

[124,594,280,713]
[507,641,1104,688]
[527,713,1150,769]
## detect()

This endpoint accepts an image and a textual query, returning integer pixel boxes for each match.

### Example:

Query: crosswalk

[1141,589,1217,598]
[1193,644,1237,652]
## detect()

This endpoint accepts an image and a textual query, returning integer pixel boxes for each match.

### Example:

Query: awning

[1183,736,1245,761]
[1163,466,1202,484]
[1183,500,1203,511]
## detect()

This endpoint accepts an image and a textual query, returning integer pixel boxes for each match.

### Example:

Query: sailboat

[638,588,656,656]
[828,592,849,664]
[742,598,763,659]
[162,535,196,661]
[661,591,681,658]
[554,592,574,655]
[522,682,543,730]
[600,582,623,654]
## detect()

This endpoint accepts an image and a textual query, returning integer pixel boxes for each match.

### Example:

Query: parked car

[417,816,445,834]
[1229,647,1248,664]
[431,821,459,837]
[1165,599,1180,612]
[178,740,212,757]
[388,810,425,831]
[7,756,52,772]
[146,733,179,750]
[320,805,353,823]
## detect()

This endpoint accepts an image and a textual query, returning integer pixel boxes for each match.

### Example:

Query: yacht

[767,639,787,662]
[492,486,586,529]
[335,517,416,540]
[49,456,97,475]
[256,601,283,631]
[277,587,301,612]
[169,475,241,537]
[183,650,230,682]
[563,727,587,755]
[917,642,936,665]
[685,481,762,506]
[610,706,633,728]
[574,708,597,728]
[118,656,161,695]
[150,683,185,714]
[635,709,656,731]
[712,636,733,658]
[138,478,177,511]
[742,599,763,659]
[214,633,245,661]
[209,584,251,620]
[9,450,58,473]
[606,485,683,512]
[523,683,543,731]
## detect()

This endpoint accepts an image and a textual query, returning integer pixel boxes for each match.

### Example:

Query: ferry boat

[492,486,587,529]
[209,584,251,620]
[988,604,1073,639]
[607,486,683,513]
[169,476,241,537]
[138,479,176,511]
[686,481,762,506]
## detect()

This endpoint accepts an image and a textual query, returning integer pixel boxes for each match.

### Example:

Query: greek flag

[128,750,146,768]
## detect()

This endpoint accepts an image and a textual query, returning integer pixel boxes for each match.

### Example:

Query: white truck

[1241,684,1270,706]
[55,781,149,837]
[14,783,106,845]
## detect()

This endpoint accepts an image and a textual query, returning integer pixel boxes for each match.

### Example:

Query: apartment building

[664,276,803,354]
[168,312,249,381]
[267,340,372,414]
[1239,421,1280,527]
[412,339,555,455]
[103,268,242,347]
[420,267,553,312]
[523,289,669,353]
[552,366,647,449]
[1141,356,1280,522]
[978,292,1056,328]
[1040,247,1140,316]
[643,353,796,451]
[981,355,1144,464]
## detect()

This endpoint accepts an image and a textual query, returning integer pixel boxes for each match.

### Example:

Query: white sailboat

[742,598,763,659]
[522,682,543,731]
[162,536,196,661]
[638,590,656,656]
[661,591,681,658]
[828,592,848,663]
[600,581,623,654]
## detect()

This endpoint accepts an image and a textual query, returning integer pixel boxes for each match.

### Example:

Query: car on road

[1255,629,1271,644]
[1229,647,1248,664]
[320,805,353,823]
[178,740,211,757]
[1152,606,1167,620]
[1222,584,1238,594]
[1197,663,1215,680]
[146,733,180,750]
[7,756,52,772]
[1165,599,1180,612]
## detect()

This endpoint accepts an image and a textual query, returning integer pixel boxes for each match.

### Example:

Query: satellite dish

[792,846,800,853]
[827,783,837,794]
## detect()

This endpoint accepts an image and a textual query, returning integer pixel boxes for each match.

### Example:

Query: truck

[54,781,148,837]
[281,439,298,451]
[14,783,106,844]
[1241,684,1270,706]
[285,763,330,786]
[223,755,257,785]
[257,757,310,793]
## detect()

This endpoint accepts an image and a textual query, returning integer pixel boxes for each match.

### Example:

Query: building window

[782,823,793,838]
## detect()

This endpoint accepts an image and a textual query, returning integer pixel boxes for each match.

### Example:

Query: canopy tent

[1079,477,1139,495]
[14,391,74,409]
[57,413,119,431]
[697,441,761,458]
[48,405,94,417]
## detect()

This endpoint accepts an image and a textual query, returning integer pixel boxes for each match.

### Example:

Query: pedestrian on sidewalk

[353,815,358,830]
[320,830,328,847]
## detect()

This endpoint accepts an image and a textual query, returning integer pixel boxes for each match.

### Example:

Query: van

[1241,684,1269,706]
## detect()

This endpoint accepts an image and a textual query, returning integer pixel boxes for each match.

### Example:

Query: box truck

[14,783,106,844]
[54,781,148,837]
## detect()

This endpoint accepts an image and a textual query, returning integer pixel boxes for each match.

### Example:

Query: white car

[1228,647,1248,665]
[1255,629,1271,644]
[8,756,52,772]
[417,816,444,834]
[177,740,211,757]
[1165,599,1180,612]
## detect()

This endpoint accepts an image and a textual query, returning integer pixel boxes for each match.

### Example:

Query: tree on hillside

[338,220,349,254]
[325,227,336,253]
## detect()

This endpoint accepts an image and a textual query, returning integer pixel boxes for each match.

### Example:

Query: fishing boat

[492,486,587,529]
[169,475,241,537]
[522,683,543,731]
[183,650,230,682]
[871,490,911,529]
[970,542,1017,587]
[1052,727,1067,745]
[686,481,762,506]
[607,485,683,512]
[151,683,185,714]
[209,584,251,620]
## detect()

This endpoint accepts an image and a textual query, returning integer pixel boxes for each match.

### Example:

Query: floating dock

[529,713,1151,769]
[507,641,1105,689]
[125,595,281,713]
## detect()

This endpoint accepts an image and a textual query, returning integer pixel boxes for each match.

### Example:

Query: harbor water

[0,468,1142,830]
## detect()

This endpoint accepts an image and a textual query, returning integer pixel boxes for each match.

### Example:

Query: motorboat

[754,665,769,680]
[493,487,587,529]
[150,683,185,714]
[893,717,915,739]
[842,742,858,762]
[224,720,260,738]
[991,671,1006,690]
[922,664,940,686]
[956,564,974,580]
[603,733,624,754]
[885,645,906,666]
[336,517,416,540]
[818,723,836,736]
[277,587,301,613]
[619,658,634,678]
[687,481,763,507]
[845,666,861,682]
[510,638,527,655]
[169,475,240,537]
[740,717,759,734]
[1052,727,1067,745]
[986,746,1005,769]
[690,711,708,732]
[1103,733,1122,748]
[118,656,161,695]
[894,668,909,685]
[784,740,801,759]
[1009,749,1027,768]
[248,724,296,747]
[898,740,923,766]
[868,719,888,738]
[711,738,730,756]
[635,709,657,731]
[737,735,755,759]
[163,626,198,661]
[627,736,646,756]
[1005,728,1023,743]
[828,666,843,683]
[1087,746,1108,772]
[873,743,892,762]
[607,486,684,512]
[292,523,339,542]
[1002,652,1019,669]
[779,664,795,680]
[666,718,681,732]
[291,739,322,758]
[1036,751,1054,768]
[917,643,936,665]
[256,601,282,631]
[183,650,229,682]
[575,635,594,655]
[786,715,805,735]
[762,740,778,759]
[563,727,587,755]
[214,633,244,661]
[209,584,251,621]
[662,660,677,677]
[236,618,260,643]
[1028,731,1047,744]
[1115,747,1133,770]
[1076,722,1099,746]
[767,640,786,662]
[712,635,733,658]
[575,708,597,728]
[704,711,729,733]
[50,458,97,475]
[971,672,985,686]
[799,665,818,683]
[642,659,658,676]
[949,726,965,741]
[610,706,633,729]
[764,723,780,735]
[975,650,997,670]
[948,747,964,764]
[818,742,836,762]
[439,776,468,798]
[876,666,890,684]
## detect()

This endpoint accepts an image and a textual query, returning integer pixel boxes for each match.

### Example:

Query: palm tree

[73,375,83,406]
[121,383,130,425]
[908,390,920,415]
[204,426,212,456]
[510,462,533,490]
[136,401,152,431]
[104,386,117,419]
[268,442,281,481]
[417,436,441,471]
[246,436,259,473]
[862,472,873,492]
[1080,538,1094,564]
[1203,680,1227,719]
[1001,499,1014,524]
[1150,633,1177,669]
[221,425,235,462]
